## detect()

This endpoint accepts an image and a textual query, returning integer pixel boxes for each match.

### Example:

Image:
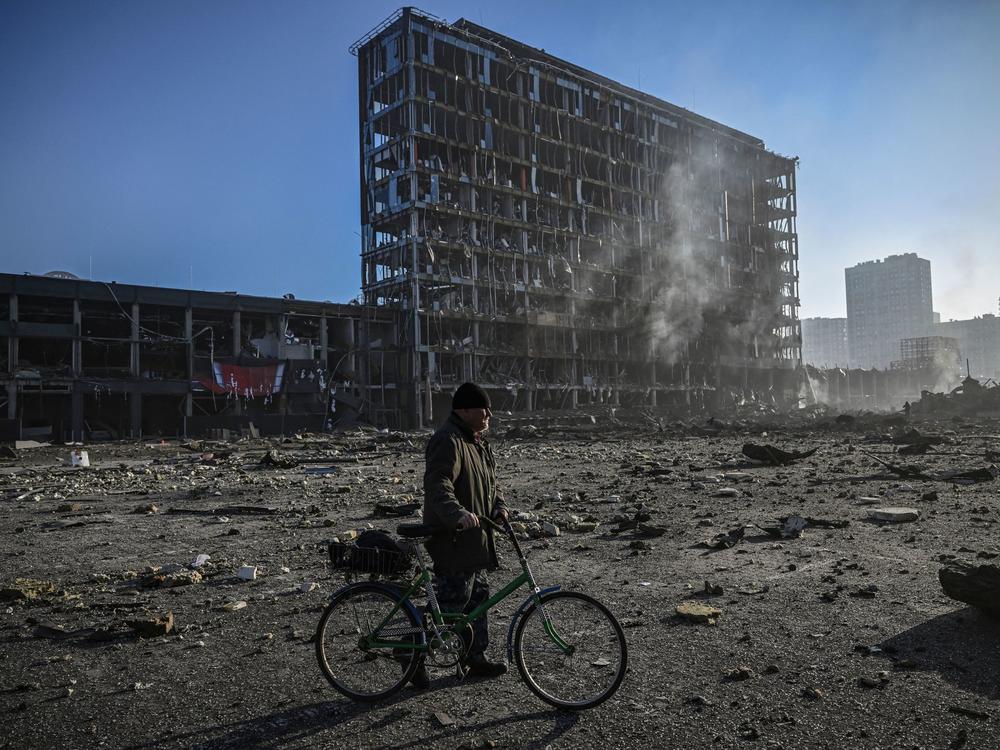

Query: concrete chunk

[869,507,920,523]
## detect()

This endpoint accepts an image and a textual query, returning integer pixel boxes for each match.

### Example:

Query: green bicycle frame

[362,523,573,656]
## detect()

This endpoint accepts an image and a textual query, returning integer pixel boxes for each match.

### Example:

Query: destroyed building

[893,335,961,375]
[0,272,398,441]
[354,8,801,427]
[937,313,1000,381]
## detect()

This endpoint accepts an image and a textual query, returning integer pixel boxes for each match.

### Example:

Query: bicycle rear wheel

[315,583,423,701]
[513,591,627,710]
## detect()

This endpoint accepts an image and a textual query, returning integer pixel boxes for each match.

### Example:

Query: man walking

[414,382,509,688]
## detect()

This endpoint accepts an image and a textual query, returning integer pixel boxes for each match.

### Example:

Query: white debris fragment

[869,507,920,523]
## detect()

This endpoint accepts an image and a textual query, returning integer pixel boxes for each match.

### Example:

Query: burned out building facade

[0,273,399,441]
[354,9,801,427]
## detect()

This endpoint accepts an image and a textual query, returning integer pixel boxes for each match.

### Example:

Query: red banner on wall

[194,359,286,397]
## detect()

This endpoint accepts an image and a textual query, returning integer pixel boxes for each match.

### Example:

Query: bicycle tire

[315,583,422,701]
[513,590,627,710]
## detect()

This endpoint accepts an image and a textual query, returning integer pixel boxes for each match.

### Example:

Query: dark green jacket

[423,412,508,573]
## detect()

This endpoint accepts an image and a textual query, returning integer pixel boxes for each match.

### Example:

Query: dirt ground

[1,414,998,750]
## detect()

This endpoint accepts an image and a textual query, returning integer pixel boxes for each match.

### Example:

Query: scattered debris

[0,578,61,602]
[676,601,722,625]
[939,465,999,484]
[858,671,891,688]
[166,505,279,517]
[742,443,818,466]
[948,705,991,721]
[139,568,203,588]
[373,501,420,517]
[258,450,299,469]
[938,562,1000,618]
[702,526,746,550]
[868,507,920,523]
[780,515,807,538]
[128,612,174,638]
[433,710,456,727]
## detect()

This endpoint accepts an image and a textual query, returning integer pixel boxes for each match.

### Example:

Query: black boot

[464,655,507,679]
[410,662,430,689]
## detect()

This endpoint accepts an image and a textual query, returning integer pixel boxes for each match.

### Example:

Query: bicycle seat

[396,523,441,538]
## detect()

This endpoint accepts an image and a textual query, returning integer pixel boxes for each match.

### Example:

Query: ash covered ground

[1,413,998,750]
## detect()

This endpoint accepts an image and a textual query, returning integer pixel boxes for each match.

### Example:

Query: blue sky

[1,0,997,320]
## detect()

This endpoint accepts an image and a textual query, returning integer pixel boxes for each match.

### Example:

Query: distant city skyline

[1,1,998,320]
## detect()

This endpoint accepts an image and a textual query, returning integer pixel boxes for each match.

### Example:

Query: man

[414,382,509,688]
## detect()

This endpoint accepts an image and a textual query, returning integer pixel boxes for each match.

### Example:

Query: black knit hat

[452,382,491,410]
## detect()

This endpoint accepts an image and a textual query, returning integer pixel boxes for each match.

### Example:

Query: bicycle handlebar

[397,514,510,540]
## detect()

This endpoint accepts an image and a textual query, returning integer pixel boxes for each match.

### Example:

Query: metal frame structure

[353,8,801,427]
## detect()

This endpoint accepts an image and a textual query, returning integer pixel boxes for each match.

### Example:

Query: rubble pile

[912,375,1000,416]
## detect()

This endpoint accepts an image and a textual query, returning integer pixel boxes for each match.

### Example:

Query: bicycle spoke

[316,586,422,700]
[515,592,627,710]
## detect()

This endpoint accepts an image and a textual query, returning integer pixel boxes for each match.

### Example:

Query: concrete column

[231,310,242,416]
[72,300,82,375]
[6,382,16,420]
[71,391,84,443]
[184,307,193,418]
[8,294,18,373]
[348,319,358,380]
[129,392,141,438]
[232,311,242,356]
[472,321,479,382]
[319,316,329,363]
[130,302,140,377]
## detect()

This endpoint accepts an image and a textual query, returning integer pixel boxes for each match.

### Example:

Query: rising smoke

[636,139,782,368]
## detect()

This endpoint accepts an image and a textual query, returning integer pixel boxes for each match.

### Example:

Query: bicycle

[315,515,628,710]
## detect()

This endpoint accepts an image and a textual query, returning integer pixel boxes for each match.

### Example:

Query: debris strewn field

[1,415,998,749]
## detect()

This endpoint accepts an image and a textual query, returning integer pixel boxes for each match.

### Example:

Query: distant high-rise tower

[845,253,933,369]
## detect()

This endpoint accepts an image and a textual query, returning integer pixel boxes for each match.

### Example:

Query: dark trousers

[434,570,490,659]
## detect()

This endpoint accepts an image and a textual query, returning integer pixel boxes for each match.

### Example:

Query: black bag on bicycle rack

[328,530,412,577]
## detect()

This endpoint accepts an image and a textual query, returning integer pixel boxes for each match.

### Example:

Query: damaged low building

[0,272,399,440]
[354,8,802,427]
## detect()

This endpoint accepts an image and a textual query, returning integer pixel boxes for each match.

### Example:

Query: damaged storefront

[0,273,400,440]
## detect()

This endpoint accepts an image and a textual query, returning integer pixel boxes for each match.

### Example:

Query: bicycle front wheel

[315,583,423,701]
[513,591,627,710]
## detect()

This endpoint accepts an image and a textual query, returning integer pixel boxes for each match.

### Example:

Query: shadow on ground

[121,691,579,750]
[879,607,1000,699]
